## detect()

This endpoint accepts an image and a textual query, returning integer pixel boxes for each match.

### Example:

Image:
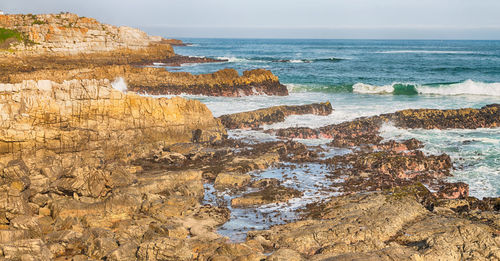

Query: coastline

[0,12,498,260]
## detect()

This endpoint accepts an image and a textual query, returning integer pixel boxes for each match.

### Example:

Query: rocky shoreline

[0,12,498,261]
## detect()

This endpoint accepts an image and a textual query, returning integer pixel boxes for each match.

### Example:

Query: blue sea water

[163,39,500,199]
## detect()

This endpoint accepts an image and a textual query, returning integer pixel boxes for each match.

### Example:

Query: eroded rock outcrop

[219,102,332,129]
[0,79,225,157]
[0,78,232,260]
[273,104,500,146]
[2,66,288,97]
[0,12,162,53]
[248,186,500,260]
[0,12,289,97]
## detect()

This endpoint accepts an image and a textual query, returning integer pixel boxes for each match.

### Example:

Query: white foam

[289,59,305,63]
[417,80,500,96]
[353,82,395,94]
[353,80,500,96]
[217,56,248,63]
[111,77,127,93]
[377,50,476,54]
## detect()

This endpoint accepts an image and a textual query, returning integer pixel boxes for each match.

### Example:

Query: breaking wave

[216,56,344,63]
[376,50,476,54]
[287,80,500,97]
[353,80,500,96]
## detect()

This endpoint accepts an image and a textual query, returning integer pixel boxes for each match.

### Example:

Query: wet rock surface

[0,97,498,260]
[219,102,332,129]
[249,186,499,260]
[272,104,500,145]
[0,11,498,261]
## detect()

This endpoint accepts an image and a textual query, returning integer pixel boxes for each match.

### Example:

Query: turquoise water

[165,39,500,198]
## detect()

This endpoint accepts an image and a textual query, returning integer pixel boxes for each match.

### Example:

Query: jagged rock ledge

[271,104,500,145]
[0,12,288,97]
[218,101,332,129]
[4,66,289,97]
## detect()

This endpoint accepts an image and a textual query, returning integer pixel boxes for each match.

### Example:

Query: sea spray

[111,77,127,93]
[417,80,500,96]
[352,80,500,96]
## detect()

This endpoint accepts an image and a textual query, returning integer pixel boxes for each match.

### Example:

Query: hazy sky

[2,0,500,39]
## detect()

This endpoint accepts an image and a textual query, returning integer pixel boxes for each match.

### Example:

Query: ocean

[165,38,500,200]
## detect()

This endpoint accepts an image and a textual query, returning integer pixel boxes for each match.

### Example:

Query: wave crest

[353,80,500,96]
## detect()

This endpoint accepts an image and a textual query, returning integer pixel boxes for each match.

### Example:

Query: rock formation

[249,185,500,260]
[0,12,162,53]
[2,65,288,97]
[0,79,225,157]
[273,104,500,145]
[0,13,289,97]
[0,11,497,261]
[219,102,332,129]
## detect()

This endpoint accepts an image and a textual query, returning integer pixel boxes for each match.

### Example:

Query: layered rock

[0,79,225,157]
[0,12,162,53]
[2,65,287,97]
[0,78,231,260]
[0,12,289,97]
[248,186,500,260]
[219,101,332,129]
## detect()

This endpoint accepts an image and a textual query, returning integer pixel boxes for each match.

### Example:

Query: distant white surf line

[217,56,253,63]
[353,80,500,96]
[376,50,476,54]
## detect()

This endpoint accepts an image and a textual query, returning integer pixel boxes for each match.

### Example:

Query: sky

[2,0,500,39]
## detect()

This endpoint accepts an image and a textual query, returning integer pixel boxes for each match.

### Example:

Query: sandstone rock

[211,242,265,260]
[250,178,280,188]
[137,237,193,261]
[395,215,500,260]
[266,248,304,261]
[3,65,288,97]
[248,186,500,260]
[0,79,225,157]
[435,182,469,199]
[106,242,139,261]
[214,172,252,190]
[249,191,429,256]
[0,13,164,53]
[324,150,452,194]
[219,102,332,129]
[0,239,52,261]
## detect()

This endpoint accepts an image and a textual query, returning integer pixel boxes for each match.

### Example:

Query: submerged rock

[218,102,333,129]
